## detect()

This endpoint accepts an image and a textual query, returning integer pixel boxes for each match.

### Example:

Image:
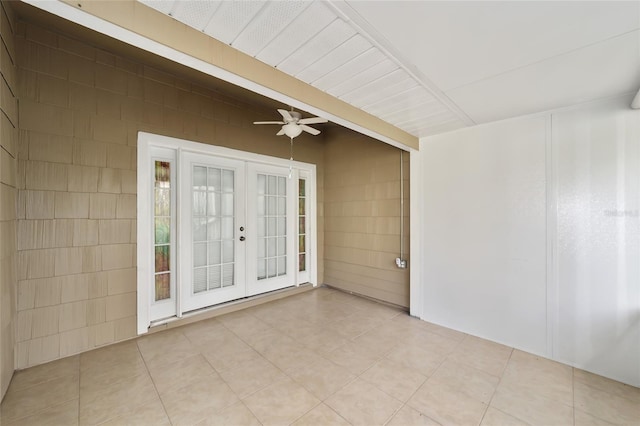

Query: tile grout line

[477,347,515,426]
[134,337,174,426]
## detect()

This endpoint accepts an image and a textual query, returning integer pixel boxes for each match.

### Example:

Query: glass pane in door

[154,161,171,301]
[192,165,235,293]
[257,174,287,280]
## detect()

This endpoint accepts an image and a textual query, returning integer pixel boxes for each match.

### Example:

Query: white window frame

[137,132,317,334]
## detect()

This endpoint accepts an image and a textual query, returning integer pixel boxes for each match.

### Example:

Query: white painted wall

[417,95,640,386]
[552,97,640,386]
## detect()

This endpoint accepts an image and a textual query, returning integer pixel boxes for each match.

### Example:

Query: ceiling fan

[253,108,328,138]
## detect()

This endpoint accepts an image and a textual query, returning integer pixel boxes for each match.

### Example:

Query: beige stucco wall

[323,128,410,307]
[0,0,18,399]
[13,19,324,370]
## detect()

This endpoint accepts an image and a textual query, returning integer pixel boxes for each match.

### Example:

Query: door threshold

[147,283,315,334]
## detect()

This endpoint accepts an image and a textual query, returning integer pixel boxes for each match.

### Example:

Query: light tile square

[243,379,320,426]
[326,378,403,425]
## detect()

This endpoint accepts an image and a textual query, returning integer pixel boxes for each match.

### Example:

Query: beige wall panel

[0,219,15,258]
[1,73,17,125]
[19,98,72,137]
[324,130,409,307]
[100,244,134,271]
[18,248,55,280]
[86,297,106,327]
[25,161,68,191]
[31,305,60,338]
[97,168,122,194]
[0,183,15,221]
[1,4,16,61]
[59,327,89,357]
[15,310,31,342]
[98,219,130,245]
[33,276,61,308]
[106,144,132,170]
[90,321,114,347]
[59,300,87,332]
[73,140,107,168]
[17,279,35,312]
[1,114,16,157]
[60,274,89,304]
[26,334,60,367]
[27,131,73,164]
[67,165,99,193]
[54,192,89,219]
[1,147,15,186]
[72,219,99,247]
[115,194,136,219]
[87,272,108,299]
[113,315,136,341]
[37,74,69,108]
[105,292,135,321]
[89,193,116,219]
[107,267,135,296]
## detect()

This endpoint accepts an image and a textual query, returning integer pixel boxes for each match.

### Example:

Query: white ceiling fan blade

[300,124,321,136]
[298,117,327,125]
[276,128,286,136]
[278,109,294,122]
[253,121,285,125]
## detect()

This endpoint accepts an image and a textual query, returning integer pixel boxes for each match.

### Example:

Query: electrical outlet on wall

[396,257,407,269]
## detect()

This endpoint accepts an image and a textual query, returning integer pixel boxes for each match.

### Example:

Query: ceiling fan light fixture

[283,122,303,138]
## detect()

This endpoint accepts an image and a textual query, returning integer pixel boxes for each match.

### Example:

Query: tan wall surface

[14,19,324,369]
[323,128,410,307]
[0,0,18,399]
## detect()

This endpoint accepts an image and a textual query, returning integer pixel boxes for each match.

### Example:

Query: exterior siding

[323,128,410,307]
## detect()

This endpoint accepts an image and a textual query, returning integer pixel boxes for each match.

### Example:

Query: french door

[180,156,296,312]
[139,133,316,332]
[245,163,296,296]
[180,152,247,312]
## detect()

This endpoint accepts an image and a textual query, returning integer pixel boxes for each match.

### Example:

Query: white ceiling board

[346,1,640,91]
[347,74,419,109]
[276,19,355,75]
[366,91,439,118]
[256,2,335,66]
[169,1,220,32]
[416,121,466,137]
[232,1,311,57]
[313,48,386,91]
[203,1,266,45]
[446,30,640,124]
[296,34,372,83]
[374,100,449,125]
[328,58,398,97]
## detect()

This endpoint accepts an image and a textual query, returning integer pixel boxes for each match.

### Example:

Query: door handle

[239,236,245,242]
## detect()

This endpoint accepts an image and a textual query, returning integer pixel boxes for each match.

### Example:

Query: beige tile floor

[1,287,639,426]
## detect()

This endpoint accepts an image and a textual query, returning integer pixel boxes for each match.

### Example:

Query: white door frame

[137,132,317,334]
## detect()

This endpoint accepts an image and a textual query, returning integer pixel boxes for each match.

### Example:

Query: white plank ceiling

[139,0,640,138]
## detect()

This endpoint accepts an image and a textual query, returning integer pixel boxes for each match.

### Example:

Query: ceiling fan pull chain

[289,137,294,179]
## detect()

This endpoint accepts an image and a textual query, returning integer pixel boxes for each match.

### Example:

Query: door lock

[239,226,244,231]
[239,236,245,242]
